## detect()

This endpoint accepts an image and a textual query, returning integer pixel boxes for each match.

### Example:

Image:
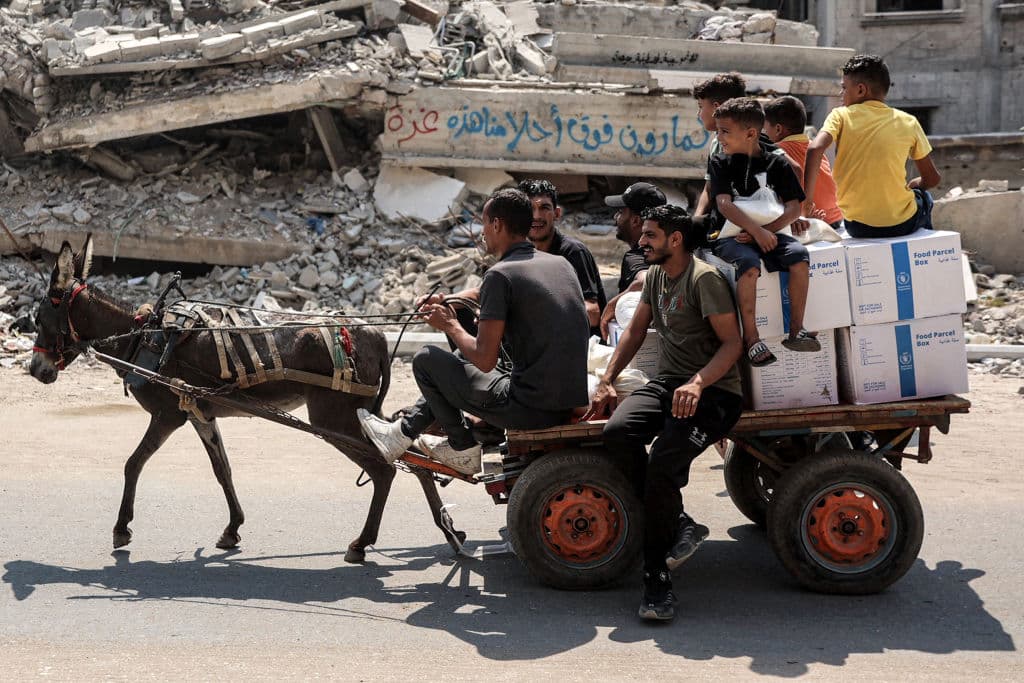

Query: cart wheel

[507,449,641,590]
[767,449,923,595]
[724,443,778,528]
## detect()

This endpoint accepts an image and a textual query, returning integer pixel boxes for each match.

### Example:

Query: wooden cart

[441,395,971,593]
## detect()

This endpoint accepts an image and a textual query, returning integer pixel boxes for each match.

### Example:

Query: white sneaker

[414,434,482,475]
[357,408,412,463]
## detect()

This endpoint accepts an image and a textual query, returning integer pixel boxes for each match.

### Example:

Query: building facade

[804,0,1023,134]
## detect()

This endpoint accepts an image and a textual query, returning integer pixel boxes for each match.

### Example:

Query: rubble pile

[0,128,386,242]
[0,0,822,127]
[0,11,52,117]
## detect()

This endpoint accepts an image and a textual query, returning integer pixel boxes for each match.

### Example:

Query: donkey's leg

[189,417,245,549]
[411,467,467,554]
[114,412,187,548]
[340,451,396,563]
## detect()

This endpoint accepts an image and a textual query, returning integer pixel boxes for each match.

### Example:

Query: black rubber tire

[723,443,778,528]
[767,449,924,595]
[507,449,642,590]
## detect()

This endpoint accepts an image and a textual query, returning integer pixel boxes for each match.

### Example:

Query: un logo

[899,351,912,367]
[897,272,910,286]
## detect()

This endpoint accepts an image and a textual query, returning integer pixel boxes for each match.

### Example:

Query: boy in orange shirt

[763,96,844,229]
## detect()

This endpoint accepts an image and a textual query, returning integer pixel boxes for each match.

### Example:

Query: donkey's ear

[55,241,75,290]
[72,232,94,280]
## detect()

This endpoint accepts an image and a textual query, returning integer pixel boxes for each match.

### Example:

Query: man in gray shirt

[358,188,590,475]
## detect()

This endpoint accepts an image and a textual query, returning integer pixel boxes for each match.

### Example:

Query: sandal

[747,340,777,367]
[781,329,822,353]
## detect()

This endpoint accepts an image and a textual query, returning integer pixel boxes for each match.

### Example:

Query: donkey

[28,235,465,561]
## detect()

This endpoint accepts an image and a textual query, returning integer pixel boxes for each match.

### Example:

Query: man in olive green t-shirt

[586,204,743,622]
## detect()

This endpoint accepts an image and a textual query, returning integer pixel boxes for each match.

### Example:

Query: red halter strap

[36,282,89,369]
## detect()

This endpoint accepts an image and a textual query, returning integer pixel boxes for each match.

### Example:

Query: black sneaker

[638,570,676,621]
[665,514,710,571]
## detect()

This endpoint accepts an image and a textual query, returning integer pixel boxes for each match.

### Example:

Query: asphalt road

[1,362,1021,680]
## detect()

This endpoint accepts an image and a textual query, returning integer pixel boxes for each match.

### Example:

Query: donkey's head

[29,235,94,384]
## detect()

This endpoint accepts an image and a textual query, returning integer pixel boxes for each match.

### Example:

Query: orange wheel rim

[540,484,626,568]
[802,483,895,572]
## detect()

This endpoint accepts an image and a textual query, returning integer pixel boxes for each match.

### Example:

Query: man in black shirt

[358,189,590,475]
[600,182,667,339]
[519,179,606,337]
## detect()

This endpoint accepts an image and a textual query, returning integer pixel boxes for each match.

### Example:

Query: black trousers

[603,378,743,573]
[401,345,569,450]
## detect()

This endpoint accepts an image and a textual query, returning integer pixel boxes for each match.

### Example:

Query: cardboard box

[836,314,969,405]
[607,321,659,377]
[703,242,852,339]
[844,229,966,325]
[746,329,839,410]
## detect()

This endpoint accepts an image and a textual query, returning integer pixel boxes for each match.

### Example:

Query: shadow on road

[3,524,1014,676]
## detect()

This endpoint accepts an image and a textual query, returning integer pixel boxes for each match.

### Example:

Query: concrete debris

[373,165,468,223]
[342,167,371,193]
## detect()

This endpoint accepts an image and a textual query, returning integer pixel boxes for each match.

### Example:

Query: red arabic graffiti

[387,105,440,145]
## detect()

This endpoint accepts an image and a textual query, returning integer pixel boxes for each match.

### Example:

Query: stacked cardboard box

[836,230,969,404]
[706,229,969,408]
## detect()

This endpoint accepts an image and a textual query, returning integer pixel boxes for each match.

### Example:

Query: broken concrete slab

[343,168,371,192]
[453,168,514,196]
[933,190,1024,275]
[81,41,121,64]
[279,10,323,36]
[505,0,546,36]
[373,165,468,223]
[25,71,367,152]
[3,228,303,267]
[514,38,550,76]
[50,22,362,76]
[241,22,285,44]
[119,37,163,61]
[200,33,247,60]
[552,33,853,83]
[159,33,201,55]
[398,23,436,59]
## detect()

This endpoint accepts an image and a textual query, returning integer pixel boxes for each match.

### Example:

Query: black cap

[604,182,667,213]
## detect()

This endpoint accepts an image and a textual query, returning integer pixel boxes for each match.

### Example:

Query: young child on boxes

[804,54,942,239]
[708,97,820,367]
[763,95,844,230]
[692,72,747,219]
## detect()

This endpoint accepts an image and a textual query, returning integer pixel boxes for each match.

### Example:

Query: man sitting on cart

[586,204,744,622]
[358,188,591,476]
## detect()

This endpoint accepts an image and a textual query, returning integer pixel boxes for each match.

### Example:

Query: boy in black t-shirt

[708,98,819,366]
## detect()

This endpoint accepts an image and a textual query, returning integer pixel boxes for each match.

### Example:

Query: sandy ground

[0,361,1022,680]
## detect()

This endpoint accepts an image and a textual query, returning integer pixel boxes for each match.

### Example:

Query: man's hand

[672,380,703,419]
[583,379,618,421]
[415,293,445,310]
[752,226,778,252]
[419,303,457,333]
[791,217,810,236]
[599,305,616,341]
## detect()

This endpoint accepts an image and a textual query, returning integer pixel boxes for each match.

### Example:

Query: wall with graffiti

[379,88,712,176]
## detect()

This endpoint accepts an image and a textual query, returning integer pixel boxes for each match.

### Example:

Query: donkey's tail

[371,349,391,417]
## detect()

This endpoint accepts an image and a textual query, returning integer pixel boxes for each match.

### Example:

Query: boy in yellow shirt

[804,55,941,239]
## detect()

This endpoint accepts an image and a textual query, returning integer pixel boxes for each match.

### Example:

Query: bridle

[32,280,88,371]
